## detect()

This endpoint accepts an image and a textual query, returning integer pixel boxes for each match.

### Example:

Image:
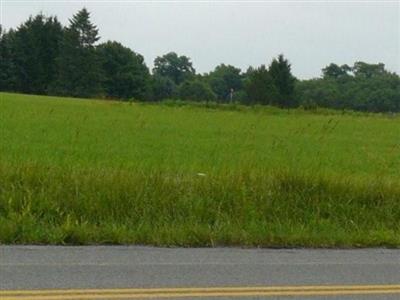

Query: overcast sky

[1,0,399,79]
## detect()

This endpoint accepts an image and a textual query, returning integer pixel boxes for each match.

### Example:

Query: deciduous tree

[207,64,242,102]
[153,52,195,85]
[178,80,216,102]
[97,41,149,99]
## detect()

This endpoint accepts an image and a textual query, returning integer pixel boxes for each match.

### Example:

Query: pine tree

[269,54,296,108]
[0,26,17,91]
[51,8,103,97]
[69,8,100,48]
[4,14,63,94]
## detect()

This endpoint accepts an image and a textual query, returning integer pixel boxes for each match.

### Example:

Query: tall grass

[0,92,399,246]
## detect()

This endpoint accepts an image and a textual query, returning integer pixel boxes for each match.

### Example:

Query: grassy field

[1,92,399,246]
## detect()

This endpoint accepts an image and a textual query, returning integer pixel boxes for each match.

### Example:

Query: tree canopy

[153,52,195,85]
[6,14,63,94]
[178,80,216,102]
[269,54,296,107]
[1,9,399,113]
[207,64,242,102]
[51,8,103,97]
[297,62,400,112]
[97,41,149,99]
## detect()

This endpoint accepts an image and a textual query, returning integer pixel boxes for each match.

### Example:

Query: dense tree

[0,27,17,91]
[352,62,387,78]
[148,74,177,101]
[322,63,351,79]
[2,9,400,113]
[297,62,400,112]
[178,80,216,102]
[244,65,278,105]
[295,79,342,109]
[51,8,103,97]
[6,14,63,94]
[153,52,195,85]
[268,54,296,107]
[207,64,242,102]
[97,41,149,99]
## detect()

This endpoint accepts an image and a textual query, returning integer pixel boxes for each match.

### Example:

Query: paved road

[0,246,399,299]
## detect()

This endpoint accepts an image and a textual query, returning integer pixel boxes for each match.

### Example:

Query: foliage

[97,41,150,99]
[297,62,400,112]
[153,52,196,85]
[322,63,352,79]
[50,8,103,98]
[0,27,17,91]
[69,7,100,47]
[244,65,278,105]
[1,9,399,113]
[268,54,296,107]
[353,61,387,78]
[207,64,242,102]
[2,14,63,94]
[148,74,177,101]
[178,80,216,102]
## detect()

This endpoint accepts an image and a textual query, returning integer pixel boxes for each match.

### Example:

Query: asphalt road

[0,246,399,299]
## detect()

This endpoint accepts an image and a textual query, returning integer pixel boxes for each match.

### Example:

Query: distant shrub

[178,80,216,102]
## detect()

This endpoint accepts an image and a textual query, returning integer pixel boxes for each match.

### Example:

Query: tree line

[1,8,399,112]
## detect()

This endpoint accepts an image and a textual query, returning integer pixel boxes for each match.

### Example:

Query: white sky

[1,0,399,79]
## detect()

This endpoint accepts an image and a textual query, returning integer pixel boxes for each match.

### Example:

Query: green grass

[1,92,399,246]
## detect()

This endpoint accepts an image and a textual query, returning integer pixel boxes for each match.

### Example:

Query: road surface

[0,246,399,299]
